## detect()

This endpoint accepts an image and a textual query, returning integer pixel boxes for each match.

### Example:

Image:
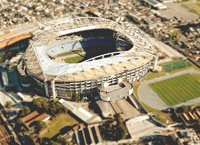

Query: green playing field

[64,55,85,63]
[149,73,200,106]
[162,60,192,72]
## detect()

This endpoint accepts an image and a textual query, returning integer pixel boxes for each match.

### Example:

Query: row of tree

[33,97,68,118]
[34,135,72,145]
[100,114,128,141]
[0,49,19,63]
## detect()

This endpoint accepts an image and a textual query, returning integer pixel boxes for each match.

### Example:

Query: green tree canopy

[20,105,30,117]
[5,101,12,108]
[0,56,5,63]
[33,97,48,109]
[35,120,47,132]
[57,135,71,145]
[16,118,23,124]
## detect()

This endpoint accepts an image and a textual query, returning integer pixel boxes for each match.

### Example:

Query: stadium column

[44,81,49,97]
[153,56,158,71]
[51,80,57,98]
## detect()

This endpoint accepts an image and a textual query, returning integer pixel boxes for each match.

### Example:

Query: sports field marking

[64,55,85,63]
[162,59,191,72]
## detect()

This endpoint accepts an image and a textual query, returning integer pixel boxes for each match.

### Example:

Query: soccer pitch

[149,74,200,106]
[64,55,85,63]
[162,60,191,72]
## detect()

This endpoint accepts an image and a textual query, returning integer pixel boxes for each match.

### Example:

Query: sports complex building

[17,17,158,98]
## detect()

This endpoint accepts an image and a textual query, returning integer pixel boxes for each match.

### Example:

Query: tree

[5,101,12,108]
[5,51,13,59]
[16,118,23,124]
[182,105,189,113]
[115,114,128,140]
[72,93,80,102]
[0,56,5,63]
[29,32,35,37]
[4,49,19,60]
[49,140,59,145]
[57,135,71,145]
[33,97,48,109]
[115,113,123,125]
[116,124,127,139]
[35,120,47,132]
[20,106,30,117]
[20,126,26,132]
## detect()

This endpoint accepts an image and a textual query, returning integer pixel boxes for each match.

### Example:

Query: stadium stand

[18,17,157,98]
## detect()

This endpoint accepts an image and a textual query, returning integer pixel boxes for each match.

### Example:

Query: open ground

[181,2,200,16]
[157,3,199,20]
[40,114,79,139]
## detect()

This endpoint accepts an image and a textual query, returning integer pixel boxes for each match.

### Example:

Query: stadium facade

[17,17,157,98]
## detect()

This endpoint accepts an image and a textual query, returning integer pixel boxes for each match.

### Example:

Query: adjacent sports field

[162,59,191,72]
[149,73,200,106]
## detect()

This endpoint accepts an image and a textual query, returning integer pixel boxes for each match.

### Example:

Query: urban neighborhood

[0,0,200,145]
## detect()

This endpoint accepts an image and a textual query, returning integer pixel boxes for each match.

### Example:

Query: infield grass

[149,73,200,106]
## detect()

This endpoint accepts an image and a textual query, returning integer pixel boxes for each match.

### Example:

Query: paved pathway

[138,69,200,110]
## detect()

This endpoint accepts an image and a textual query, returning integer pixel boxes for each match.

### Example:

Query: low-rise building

[98,81,133,102]
[172,129,200,145]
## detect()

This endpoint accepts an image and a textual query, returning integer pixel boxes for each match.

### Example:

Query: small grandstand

[18,17,157,98]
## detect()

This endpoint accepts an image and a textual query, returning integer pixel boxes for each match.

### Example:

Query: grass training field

[162,59,191,72]
[149,73,200,106]
[40,114,79,138]
[64,55,85,63]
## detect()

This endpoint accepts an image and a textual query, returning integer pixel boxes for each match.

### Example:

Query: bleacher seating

[47,38,114,57]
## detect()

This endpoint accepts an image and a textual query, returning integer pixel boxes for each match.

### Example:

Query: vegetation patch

[149,74,200,106]
[182,3,200,16]
[143,68,166,81]
[100,114,128,141]
[40,114,79,139]
[196,3,200,7]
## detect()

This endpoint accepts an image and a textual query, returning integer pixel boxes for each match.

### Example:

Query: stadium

[17,17,158,98]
